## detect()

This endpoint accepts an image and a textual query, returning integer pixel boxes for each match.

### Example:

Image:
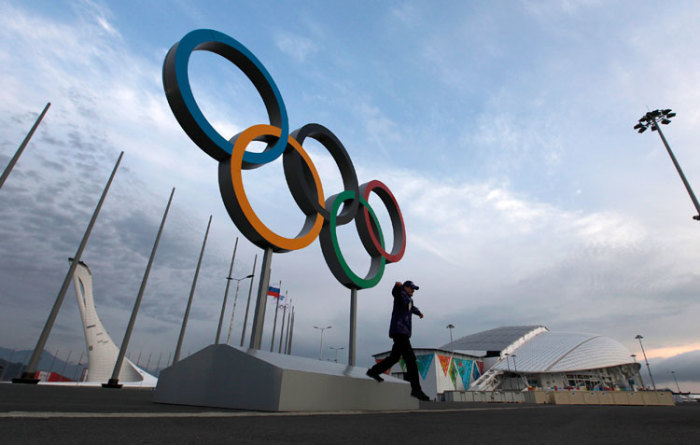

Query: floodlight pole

[104,187,175,388]
[13,151,123,384]
[635,334,656,391]
[446,324,455,343]
[671,371,681,393]
[173,215,212,364]
[0,102,51,190]
[225,274,253,344]
[654,121,700,219]
[216,238,238,345]
[635,109,700,221]
[239,254,258,347]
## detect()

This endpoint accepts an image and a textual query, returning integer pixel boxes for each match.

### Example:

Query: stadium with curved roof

[442,325,642,392]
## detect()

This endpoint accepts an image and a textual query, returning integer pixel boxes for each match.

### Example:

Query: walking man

[366,280,430,401]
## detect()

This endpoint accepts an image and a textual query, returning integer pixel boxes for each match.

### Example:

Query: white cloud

[274,31,317,63]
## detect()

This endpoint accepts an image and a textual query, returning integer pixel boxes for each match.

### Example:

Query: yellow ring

[229,124,325,251]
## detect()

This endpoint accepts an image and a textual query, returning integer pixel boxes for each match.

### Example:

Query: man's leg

[394,336,429,400]
[395,336,421,391]
[367,338,402,380]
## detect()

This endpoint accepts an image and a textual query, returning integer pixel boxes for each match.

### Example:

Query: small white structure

[71,260,157,386]
[371,348,485,400]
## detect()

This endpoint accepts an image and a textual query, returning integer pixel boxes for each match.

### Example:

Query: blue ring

[169,29,289,165]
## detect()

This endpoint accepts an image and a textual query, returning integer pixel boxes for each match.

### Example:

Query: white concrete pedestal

[153,344,418,412]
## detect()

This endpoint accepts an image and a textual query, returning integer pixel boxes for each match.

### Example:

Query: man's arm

[392,282,402,298]
[411,304,424,318]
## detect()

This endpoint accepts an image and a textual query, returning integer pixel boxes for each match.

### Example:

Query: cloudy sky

[1,0,699,391]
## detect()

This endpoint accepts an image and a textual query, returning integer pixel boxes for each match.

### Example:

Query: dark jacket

[389,283,422,338]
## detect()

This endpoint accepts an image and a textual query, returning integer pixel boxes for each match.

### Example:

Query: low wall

[443,390,674,406]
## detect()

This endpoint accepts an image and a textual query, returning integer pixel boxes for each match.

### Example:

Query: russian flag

[267,286,281,298]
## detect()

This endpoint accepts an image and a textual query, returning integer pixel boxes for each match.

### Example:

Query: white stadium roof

[492,331,635,373]
[443,326,636,374]
[441,325,545,353]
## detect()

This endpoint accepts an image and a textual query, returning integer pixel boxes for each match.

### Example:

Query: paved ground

[1,384,699,444]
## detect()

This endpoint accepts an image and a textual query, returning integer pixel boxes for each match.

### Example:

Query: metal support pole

[278,295,288,353]
[270,286,281,352]
[14,151,123,384]
[671,371,681,393]
[216,238,238,344]
[636,335,656,391]
[250,248,273,349]
[104,187,175,388]
[226,280,243,344]
[0,102,51,190]
[653,123,700,219]
[283,304,292,354]
[348,288,357,366]
[173,215,212,364]
[286,307,295,354]
[240,255,257,347]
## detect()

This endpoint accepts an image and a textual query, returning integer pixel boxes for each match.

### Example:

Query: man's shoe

[366,369,384,382]
[411,389,430,401]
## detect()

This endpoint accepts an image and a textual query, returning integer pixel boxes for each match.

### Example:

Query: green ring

[327,190,386,288]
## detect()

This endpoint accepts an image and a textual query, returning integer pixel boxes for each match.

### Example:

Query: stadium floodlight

[633,109,700,221]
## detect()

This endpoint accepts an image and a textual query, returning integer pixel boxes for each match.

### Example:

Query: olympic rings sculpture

[163,29,406,289]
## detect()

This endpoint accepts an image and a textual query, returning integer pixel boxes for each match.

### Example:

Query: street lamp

[635,334,656,391]
[446,324,455,343]
[671,371,682,393]
[225,274,254,344]
[329,346,344,363]
[634,109,700,221]
[314,325,332,360]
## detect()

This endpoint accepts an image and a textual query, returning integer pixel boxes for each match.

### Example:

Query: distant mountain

[0,346,162,381]
[0,347,86,381]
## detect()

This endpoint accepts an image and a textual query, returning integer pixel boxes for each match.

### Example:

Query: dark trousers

[369,335,421,391]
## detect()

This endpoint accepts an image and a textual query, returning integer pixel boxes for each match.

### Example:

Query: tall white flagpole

[14,151,123,384]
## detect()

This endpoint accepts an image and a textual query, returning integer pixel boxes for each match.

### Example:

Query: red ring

[361,180,406,263]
